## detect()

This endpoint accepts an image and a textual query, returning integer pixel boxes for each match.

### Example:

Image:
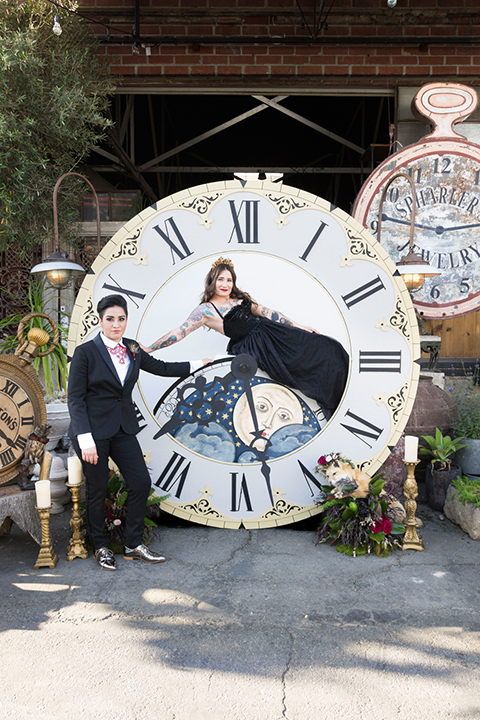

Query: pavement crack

[280,629,294,720]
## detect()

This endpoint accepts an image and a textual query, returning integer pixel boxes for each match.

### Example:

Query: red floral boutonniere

[127,342,139,360]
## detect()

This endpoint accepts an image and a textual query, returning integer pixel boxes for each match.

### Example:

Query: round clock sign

[353,82,480,319]
[68,181,420,528]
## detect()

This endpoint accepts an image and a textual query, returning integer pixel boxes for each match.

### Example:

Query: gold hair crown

[211,257,234,270]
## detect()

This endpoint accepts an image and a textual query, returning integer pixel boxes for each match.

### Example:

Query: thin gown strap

[210,303,224,320]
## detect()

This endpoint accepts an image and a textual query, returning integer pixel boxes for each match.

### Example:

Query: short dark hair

[97,294,128,319]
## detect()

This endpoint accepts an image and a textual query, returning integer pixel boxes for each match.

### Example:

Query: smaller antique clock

[353,82,480,319]
[0,314,56,484]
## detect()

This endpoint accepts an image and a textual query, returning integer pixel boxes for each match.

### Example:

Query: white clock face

[68,181,419,528]
[360,149,480,317]
[353,82,480,319]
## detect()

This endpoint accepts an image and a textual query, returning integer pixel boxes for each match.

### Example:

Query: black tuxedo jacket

[68,333,190,441]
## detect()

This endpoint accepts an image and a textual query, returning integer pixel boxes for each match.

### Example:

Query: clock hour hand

[0,426,16,448]
[380,213,438,232]
[230,355,274,507]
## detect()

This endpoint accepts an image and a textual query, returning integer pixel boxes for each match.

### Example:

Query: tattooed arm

[143,304,216,353]
[252,303,320,334]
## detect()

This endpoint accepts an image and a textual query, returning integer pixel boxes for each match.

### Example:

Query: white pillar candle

[404,435,419,463]
[67,456,82,485]
[35,480,51,508]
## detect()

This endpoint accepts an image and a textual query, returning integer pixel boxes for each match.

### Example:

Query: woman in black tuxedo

[68,294,204,571]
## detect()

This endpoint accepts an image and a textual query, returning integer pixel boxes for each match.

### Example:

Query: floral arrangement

[314,453,405,557]
[316,452,355,472]
[82,469,169,553]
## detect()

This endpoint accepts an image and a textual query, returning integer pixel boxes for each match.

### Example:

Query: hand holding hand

[139,342,153,354]
[82,446,98,464]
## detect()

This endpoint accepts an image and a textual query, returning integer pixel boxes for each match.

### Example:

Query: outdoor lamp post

[31,172,102,288]
[377,172,441,291]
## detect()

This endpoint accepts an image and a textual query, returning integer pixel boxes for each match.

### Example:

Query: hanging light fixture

[31,172,101,288]
[52,3,62,36]
[376,172,441,291]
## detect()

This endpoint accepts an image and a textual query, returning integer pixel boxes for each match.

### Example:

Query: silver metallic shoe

[94,547,116,571]
[123,544,166,564]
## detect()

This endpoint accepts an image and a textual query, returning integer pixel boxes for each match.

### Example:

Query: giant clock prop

[68,181,420,529]
[353,82,480,319]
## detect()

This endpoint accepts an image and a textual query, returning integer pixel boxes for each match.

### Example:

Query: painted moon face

[233,382,304,450]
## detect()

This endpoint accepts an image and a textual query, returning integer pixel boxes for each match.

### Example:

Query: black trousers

[73,429,151,550]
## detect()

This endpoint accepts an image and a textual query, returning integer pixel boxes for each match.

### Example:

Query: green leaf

[116,490,128,508]
[336,544,355,556]
[390,523,406,534]
[143,518,157,527]
[369,531,385,543]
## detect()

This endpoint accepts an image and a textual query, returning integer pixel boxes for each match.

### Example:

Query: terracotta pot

[404,373,457,439]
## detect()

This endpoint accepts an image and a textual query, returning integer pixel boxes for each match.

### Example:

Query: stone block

[444,485,480,540]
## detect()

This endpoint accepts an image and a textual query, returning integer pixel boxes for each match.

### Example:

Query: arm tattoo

[150,334,178,351]
[148,304,209,351]
[259,305,294,327]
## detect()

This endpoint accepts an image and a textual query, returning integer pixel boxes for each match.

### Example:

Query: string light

[52,3,62,36]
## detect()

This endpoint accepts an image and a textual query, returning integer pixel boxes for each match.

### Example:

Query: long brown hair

[201,261,254,304]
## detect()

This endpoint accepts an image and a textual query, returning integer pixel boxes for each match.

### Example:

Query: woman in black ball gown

[143,257,349,417]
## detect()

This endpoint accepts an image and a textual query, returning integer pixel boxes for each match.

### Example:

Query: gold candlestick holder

[34,505,59,569]
[402,460,424,552]
[66,482,89,561]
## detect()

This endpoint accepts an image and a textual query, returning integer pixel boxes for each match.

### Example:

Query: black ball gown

[214,299,349,417]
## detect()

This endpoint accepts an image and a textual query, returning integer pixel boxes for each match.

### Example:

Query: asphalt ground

[1,499,479,720]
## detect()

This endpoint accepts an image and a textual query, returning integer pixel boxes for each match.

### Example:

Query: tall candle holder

[34,505,59,569]
[402,460,424,551]
[66,482,88,561]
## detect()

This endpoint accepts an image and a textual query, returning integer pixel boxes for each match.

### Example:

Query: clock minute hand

[438,222,480,232]
[230,355,274,507]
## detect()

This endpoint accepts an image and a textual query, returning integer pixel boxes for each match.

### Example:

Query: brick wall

[77,0,480,88]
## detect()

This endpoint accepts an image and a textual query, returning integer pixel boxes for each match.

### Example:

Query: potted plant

[444,475,480,540]
[450,376,480,481]
[420,429,468,511]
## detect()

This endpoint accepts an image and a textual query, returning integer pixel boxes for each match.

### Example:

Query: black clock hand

[382,213,480,235]
[436,222,480,232]
[231,355,274,507]
[381,213,439,232]
[0,425,16,448]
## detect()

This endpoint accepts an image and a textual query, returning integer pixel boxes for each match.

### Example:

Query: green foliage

[450,382,480,440]
[419,428,468,470]
[315,475,405,558]
[451,475,480,508]
[0,0,115,254]
[0,277,68,397]
[81,468,170,554]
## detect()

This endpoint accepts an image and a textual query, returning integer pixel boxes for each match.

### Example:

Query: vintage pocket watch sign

[353,82,480,319]
[68,181,419,528]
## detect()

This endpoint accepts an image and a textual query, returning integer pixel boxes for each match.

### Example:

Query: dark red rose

[371,518,384,533]
[382,516,392,534]
[318,456,327,466]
